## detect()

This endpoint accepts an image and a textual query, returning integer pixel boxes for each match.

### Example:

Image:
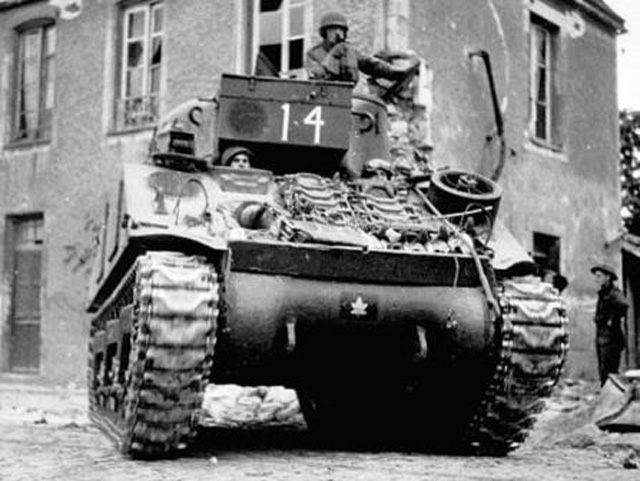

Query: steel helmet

[221,146,253,166]
[319,11,349,35]
[591,263,618,281]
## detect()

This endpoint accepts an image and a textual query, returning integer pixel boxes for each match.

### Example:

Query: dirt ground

[1,378,640,481]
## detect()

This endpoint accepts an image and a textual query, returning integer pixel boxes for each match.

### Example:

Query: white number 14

[280,104,325,144]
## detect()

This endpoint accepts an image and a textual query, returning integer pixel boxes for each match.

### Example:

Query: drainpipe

[468,50,506,182]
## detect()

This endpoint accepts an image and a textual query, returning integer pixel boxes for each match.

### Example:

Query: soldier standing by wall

[591,264,629,386]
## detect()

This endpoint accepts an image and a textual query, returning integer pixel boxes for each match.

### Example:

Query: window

[532,232,560,275]
[12,21,55,143]
[5,215,44,373]
[529,15,560,146]
[248,0,309,77]
[115,2,164,131]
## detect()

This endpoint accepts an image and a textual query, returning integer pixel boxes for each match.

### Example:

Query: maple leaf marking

[350,296,368,317]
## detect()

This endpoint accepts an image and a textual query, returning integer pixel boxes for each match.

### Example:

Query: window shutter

[551,89,563,149]
[551,35,565,149]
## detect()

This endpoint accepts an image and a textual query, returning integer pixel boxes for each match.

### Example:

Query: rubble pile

[387,102,432,176]
[0,384,88,426]
[526,378,640,463]
[526,379,601,448]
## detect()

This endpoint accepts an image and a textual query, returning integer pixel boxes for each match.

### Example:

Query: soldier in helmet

[591,263,629,385]
[221,146,253,169]
[305,11,413,84]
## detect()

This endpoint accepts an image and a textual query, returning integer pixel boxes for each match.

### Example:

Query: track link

[467,278,569,455]
[89,252,219,457]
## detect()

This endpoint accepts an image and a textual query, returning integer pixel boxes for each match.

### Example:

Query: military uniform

[305,42,407,84]
[594,282,628,385]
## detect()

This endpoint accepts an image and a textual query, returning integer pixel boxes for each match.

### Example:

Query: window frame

[528,13,562,150]
[248,0,310,77]
[114,0,164,132]
[532,231,561,275]
[530,21,552,142]
[11,18,56,145]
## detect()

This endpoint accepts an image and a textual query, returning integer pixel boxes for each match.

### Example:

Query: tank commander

[305,11,414,84]
[221,146,253,169]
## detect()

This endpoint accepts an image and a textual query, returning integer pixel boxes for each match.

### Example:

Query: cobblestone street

[1,380,640,480]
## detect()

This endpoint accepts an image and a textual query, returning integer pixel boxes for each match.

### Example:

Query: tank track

[88,252,219,457]
[466,278,569,455]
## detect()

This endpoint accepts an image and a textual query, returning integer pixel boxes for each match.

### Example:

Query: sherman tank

[87,73,568,458]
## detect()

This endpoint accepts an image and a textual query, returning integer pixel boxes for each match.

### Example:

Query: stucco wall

[409,0,521,176]
[164,0,236,106]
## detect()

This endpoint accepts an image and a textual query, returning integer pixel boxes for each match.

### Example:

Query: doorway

[6,215,44,373]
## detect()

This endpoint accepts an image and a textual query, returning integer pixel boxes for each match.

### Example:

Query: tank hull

[210,241,499,447]
[215,270,493,386]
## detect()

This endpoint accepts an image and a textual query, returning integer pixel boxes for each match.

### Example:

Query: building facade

[0,0,626,385]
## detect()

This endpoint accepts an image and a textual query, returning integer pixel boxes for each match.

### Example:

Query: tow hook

[446,309,459,330]
[285,315,297,352]
[415,325,428,361]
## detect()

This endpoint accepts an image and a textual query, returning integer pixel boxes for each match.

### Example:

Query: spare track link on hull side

[88,251,219,457]
[466,278,569,455]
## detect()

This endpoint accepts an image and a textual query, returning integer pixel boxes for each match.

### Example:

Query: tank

[87,73,568,458]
